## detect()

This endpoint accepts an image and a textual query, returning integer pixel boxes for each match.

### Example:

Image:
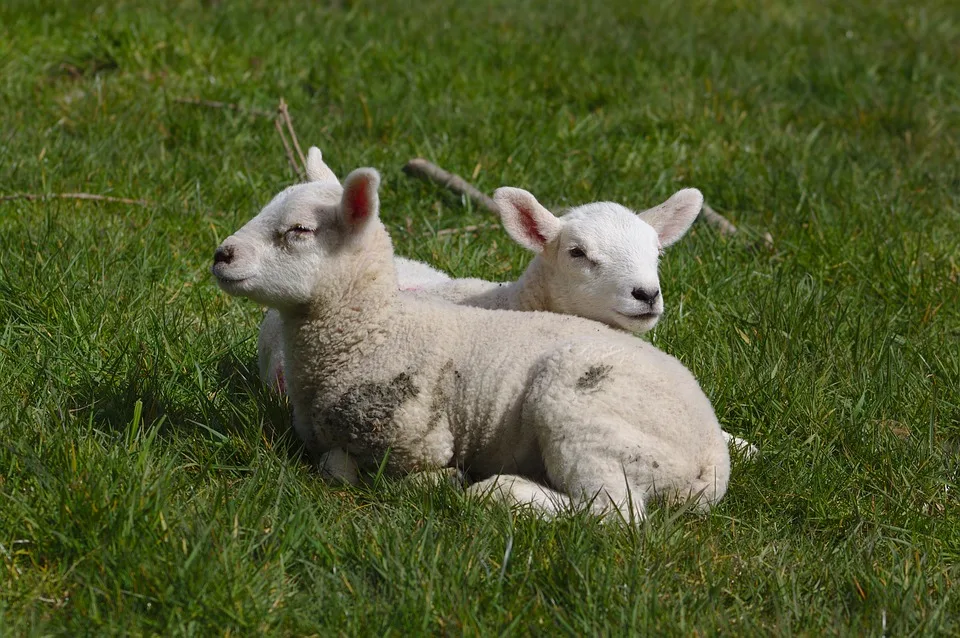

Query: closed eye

[286,224,315,236]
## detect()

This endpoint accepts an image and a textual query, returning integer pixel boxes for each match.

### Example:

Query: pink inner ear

[346,183,371,224]
[519,206,547,246]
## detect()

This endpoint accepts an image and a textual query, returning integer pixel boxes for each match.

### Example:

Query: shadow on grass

[64,349,309,465]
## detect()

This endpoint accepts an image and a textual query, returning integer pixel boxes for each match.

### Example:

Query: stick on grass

[405,157,749,241]
[403,158,500,215]
[278,99,306,170]
[275,118,304,180]
[172,96,274,119]
[435,222,499,236]
[700,202,738,235]
[0,192,152,206]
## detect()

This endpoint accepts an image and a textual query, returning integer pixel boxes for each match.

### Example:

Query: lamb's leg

[542,449,650,523]
[317,447,361,486]
[257,309,286,393]
[722,430,759,459]
[534,415,658,523]
[466,474,572,517]
[540,422,734,522]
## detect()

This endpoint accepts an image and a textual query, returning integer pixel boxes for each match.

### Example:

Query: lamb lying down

[257,149,680,387]
[415,186,699,334]
[213,161,731,522]
[257,148,756,458]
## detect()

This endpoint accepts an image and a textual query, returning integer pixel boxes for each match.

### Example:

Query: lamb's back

[413,278,516,310]
[400,298,724,470]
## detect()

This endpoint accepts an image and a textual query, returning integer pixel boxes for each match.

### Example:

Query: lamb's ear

[494,187,562,252]
[637,188,703,248]
[339,168,381,232]
[305,146,339,184]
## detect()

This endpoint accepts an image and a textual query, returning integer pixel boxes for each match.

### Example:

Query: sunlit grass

[1,0,958,633]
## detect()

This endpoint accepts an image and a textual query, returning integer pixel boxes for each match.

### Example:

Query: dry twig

[435,222,499,236]
[699,202,738,235]
[405,157,753,242]
[172,101,758,243]
[403,158,500,215]
[172,96,274,119]
[0,192,151,206]
[274,118,304,180]
[277,99,306,169]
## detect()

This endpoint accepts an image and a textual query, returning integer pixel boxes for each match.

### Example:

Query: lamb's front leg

[466,474,572,517]
[316,447,361,485]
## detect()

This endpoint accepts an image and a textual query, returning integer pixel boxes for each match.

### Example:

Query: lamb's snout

[211,240,255,286]
[213,244,235,266]
[631,287,660,303]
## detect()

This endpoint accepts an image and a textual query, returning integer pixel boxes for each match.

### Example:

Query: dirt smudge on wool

[576,364,612,393]
[427,360,454,432]
[325,372,419,462]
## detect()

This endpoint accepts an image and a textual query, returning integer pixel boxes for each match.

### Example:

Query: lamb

[257,149,757,458]
[212,155,731,521]
[415,187,701,334]
[258,150,688,390]
[256,148,451,394]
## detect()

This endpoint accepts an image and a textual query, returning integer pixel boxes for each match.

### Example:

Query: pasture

[1,0,958,633]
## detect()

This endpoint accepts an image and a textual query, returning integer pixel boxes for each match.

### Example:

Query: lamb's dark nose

[213,245,235,266]
[631,287,660,302]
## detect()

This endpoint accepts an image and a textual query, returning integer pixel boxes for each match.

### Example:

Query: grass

[1,0,958,633]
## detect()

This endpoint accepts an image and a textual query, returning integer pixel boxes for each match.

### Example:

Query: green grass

[1,0,959,633]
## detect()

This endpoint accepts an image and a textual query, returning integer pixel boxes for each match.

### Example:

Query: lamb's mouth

[211,262,255,285]
[213,272,256,291]
[617,311,660,321]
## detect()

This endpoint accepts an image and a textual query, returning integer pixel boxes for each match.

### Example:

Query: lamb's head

[494,186,703,333]
[212,147,391,311]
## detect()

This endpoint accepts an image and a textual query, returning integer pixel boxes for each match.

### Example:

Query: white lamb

[258,149,757,458]
[257,149,692,389]
[415,189,700,334]
[256,149,451,395]
[212,156,731,522]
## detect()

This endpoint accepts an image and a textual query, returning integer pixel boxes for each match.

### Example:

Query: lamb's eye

[285,225,314,239]
[568,246,586,259]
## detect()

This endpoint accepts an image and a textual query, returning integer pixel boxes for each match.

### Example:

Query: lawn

[1,0,958,634]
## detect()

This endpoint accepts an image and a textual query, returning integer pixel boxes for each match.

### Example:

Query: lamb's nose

[631,287,660,302]
[213,245,235,265]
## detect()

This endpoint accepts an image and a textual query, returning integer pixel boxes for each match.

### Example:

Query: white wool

[258,152,756,459]
[256,163,695,387]
[213,151,731,521]
[257,147,450,393]
[257,255,449,394]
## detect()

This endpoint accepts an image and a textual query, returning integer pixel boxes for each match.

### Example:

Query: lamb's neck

[280,263,398,388]
[503,257,552,312]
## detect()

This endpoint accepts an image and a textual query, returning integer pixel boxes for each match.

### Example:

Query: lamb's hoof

[728,435,759,460]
